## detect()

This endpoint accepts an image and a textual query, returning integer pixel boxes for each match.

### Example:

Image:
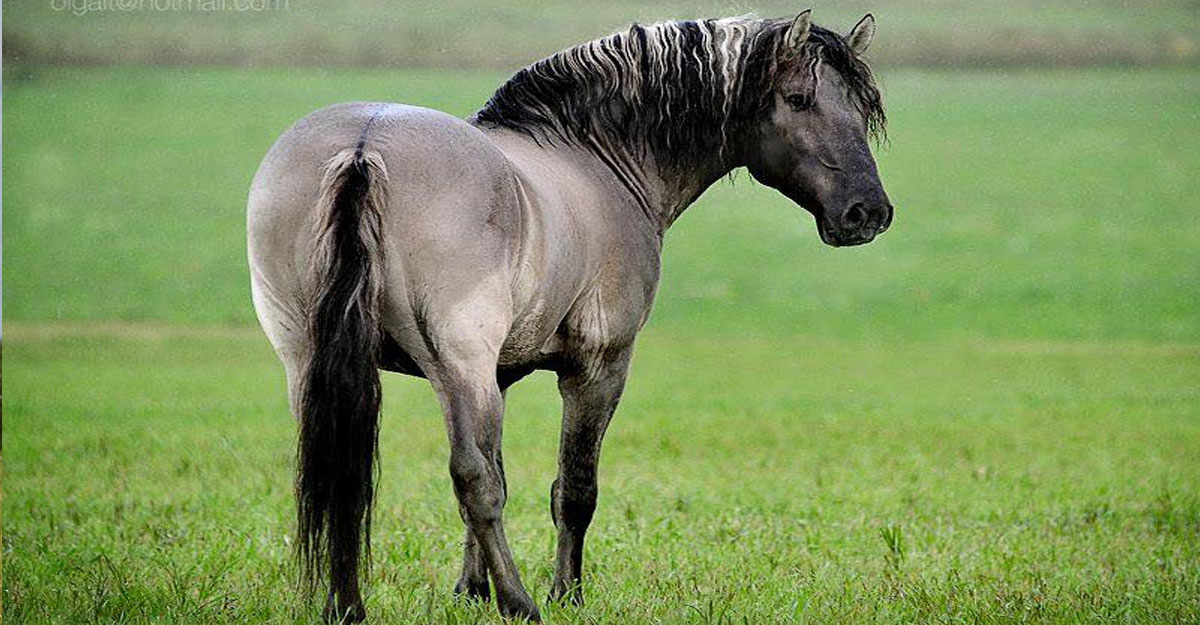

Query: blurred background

[5,0,1200,68]
[3,2,1199,624]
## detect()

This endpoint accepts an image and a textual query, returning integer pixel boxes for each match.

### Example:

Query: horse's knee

[551,477,598,532]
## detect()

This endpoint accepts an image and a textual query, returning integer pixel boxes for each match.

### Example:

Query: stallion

[248,10,892,622]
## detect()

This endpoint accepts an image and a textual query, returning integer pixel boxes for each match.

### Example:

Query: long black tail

[296,146,388,606]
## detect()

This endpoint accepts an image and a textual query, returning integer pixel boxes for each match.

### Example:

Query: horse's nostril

[845,203,866,229]
[878,206,894,233]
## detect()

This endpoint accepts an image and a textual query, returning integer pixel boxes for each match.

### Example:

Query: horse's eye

[784,94,811,111]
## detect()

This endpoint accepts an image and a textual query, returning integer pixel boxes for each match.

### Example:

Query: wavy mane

[471,17,885,167]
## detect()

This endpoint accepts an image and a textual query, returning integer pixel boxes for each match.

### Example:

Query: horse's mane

[471,17,886,166]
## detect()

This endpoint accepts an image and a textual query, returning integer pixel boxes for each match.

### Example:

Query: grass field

[4,66,1200,623]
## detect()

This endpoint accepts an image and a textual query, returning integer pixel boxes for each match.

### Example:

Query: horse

[247,9,891,622]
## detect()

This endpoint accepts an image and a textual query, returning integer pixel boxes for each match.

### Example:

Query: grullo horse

[248,10,891,622]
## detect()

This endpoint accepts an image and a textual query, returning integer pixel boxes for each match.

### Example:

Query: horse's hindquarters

[247,101,527,374]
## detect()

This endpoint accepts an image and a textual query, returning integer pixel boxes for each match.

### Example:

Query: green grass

[4,67,1200,623]
[4,325,1199,623]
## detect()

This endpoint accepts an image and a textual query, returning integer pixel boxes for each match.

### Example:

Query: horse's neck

[480,124,732,233]
[570,139,733,232]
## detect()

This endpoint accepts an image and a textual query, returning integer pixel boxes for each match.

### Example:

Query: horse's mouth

[816,218,878,247]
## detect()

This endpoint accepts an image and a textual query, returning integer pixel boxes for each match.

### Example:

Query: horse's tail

[296,146,388,604]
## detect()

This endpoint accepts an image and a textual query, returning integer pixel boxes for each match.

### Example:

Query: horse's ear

[785,9,813,51]
[846,14,876,56]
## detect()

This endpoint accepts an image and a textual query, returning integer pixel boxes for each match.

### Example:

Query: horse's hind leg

[455,387,521,601]
[550,345,634,604]
[422,328,539,621]
[454,527,490,600]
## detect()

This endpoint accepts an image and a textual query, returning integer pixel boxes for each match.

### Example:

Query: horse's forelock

[802,23,888,140]
[739,19,887,141]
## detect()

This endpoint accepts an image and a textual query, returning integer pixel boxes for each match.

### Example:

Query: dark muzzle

[825,200,892,246]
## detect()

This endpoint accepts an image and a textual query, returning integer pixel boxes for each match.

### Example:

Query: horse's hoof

[548,585,584,606]
[549,593,583,607]
[497,593,541,622]
[453,576,491,602]
[547,587,583,607]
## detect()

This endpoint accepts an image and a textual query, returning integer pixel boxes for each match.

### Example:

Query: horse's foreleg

[549,346,633,605]
[433,365,539,621]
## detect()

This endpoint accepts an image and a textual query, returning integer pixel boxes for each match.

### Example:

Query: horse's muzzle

[820,201,893,247]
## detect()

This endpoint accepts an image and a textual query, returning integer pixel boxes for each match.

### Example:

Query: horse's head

[740,11,892,247]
